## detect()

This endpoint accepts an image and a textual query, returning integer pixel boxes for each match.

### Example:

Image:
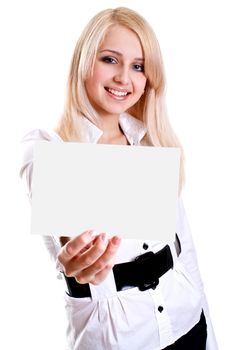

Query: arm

[20,129,121,285]
[177,198,218,350]
[20,130,62,271]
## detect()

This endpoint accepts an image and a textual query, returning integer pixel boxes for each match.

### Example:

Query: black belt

[63,235,181,298]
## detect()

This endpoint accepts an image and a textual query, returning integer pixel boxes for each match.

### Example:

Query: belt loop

[169,234,181,267]
[175,233,181,255]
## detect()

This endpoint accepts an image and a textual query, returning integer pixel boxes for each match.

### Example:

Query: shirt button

[143,243,149,250]
[158,306,163,313]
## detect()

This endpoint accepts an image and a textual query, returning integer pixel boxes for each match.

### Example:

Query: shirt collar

[82,113,147,145]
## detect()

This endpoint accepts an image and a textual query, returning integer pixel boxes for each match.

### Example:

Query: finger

[75,235,121,283]
[90,261,115,285]
[58,230,95,264]
[82,235,121,276]
[67,233,109,276]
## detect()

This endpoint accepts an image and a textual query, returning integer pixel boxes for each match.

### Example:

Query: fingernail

[112,236,121,246]
[65,243,73,256]
[101,233,107,243]
[89,230,97,238]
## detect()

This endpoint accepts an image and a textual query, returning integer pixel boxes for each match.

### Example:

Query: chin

[101,106,128,116]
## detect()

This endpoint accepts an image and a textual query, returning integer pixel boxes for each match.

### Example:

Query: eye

[101,56,118,64]
[133,63,144,72]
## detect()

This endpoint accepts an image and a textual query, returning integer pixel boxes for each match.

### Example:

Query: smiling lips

[105,87,131,99]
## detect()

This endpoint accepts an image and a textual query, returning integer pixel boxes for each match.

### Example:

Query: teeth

[108,88,128,97]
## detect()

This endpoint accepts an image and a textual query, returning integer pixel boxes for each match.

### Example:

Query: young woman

[20,7,218,350]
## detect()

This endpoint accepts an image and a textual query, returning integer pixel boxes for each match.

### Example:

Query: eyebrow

[99,49,144,62]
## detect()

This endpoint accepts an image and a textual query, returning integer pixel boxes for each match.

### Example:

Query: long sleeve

[20,129,64,277]
[176,198,218,349]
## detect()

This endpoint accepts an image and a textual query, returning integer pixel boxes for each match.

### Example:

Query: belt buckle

[135,251,159,291]
[138,279,159,291]
[135,251,154,262]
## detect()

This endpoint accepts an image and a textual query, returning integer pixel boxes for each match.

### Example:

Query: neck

[97,114,128,145]
[99,115,122,138]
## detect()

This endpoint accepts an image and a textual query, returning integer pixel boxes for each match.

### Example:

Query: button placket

[158,305,164,313]
[149,288,174,348]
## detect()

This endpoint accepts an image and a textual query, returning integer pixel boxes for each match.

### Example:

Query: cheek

[85,70,104,94]
[136,77,147,94]
[85,78,93,97]
[101,71,116,85]
[91,64,112,83]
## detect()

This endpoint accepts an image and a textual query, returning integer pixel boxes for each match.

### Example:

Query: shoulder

[20,128,63,178]
[21,128,63,143]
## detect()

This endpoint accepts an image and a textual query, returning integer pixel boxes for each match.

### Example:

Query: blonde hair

[55,7,185,191]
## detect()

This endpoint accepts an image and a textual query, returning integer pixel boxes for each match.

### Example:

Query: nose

[114,65,130,85]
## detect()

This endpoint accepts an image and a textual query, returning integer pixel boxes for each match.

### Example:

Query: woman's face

[85,25,147,120]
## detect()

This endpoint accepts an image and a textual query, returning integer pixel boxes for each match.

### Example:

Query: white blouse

[20,113,218,350]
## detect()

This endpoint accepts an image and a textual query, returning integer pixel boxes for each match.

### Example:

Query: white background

[0,0,232,349]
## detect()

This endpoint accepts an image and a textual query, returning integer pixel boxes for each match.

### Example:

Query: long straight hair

[55,7,185,191]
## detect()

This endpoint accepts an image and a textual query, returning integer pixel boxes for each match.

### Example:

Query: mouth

[104,87,131,98]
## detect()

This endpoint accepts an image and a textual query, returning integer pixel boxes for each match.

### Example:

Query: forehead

[99,25,144,58]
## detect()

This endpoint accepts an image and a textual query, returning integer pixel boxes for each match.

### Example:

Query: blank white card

[31,142,180,241]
